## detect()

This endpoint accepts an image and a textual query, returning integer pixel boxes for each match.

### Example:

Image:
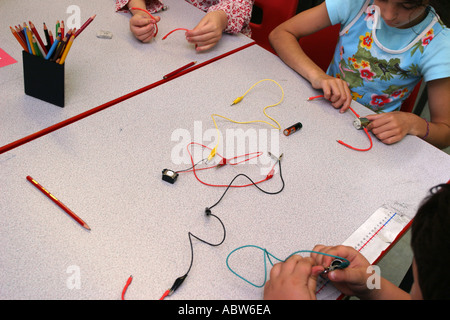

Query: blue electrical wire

[226,245,350,288]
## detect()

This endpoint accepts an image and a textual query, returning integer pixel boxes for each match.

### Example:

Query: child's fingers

[135,27,157,42]
[133,18,155,27]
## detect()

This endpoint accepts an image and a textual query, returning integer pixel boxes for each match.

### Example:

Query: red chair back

[250,0,299,54]
[400,80,422,113]
[298,23,340,72]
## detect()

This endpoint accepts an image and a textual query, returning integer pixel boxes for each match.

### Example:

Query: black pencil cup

[22,51,65,107]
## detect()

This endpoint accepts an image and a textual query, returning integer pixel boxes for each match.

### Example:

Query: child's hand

[311,245,374,298]
[263,255,324,300]
[365,112,415,145]
[185,11,228,52]
[311,74,352,113]
[130,13,160,42]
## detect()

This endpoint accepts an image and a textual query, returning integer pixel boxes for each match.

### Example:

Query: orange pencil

[26,176,91,230]
[10,26,28,52]
[15,25,26,43]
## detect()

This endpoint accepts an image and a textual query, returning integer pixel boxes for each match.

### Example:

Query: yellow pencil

[27,27,36,55]
[59,34,74,64]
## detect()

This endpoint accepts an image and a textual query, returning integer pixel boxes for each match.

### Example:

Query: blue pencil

[45,36,60,60]
[23,26,32,53]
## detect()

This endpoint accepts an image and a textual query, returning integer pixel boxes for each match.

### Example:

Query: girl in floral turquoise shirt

[270,0,450,149]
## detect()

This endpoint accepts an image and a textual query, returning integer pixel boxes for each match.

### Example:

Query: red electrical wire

[159,290,170,300]
[121,143,279,300]
[121,275,171,300]
[130,7,159,36]
[162,28,190,40]
[307,94,325,101]
[121,275,133,300]
[307,96,373,152]
[337,106,373,151]
[181,142,278,187]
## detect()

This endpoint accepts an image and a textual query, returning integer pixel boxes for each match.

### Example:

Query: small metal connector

[353,117,370,130]
[322,259,349,274]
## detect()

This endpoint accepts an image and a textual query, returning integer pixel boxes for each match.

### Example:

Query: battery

[283,122,302,136]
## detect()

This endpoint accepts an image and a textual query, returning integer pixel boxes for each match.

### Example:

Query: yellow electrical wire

[207,79,284,161]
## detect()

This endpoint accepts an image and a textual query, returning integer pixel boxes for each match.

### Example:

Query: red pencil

[74,14,96,38]
[26,176,91,230]
[29,21,48,54]
[60,20,64,38]
[163,61,197,79]
[48,29,54,45]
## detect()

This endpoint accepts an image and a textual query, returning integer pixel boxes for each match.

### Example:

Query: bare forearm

[421,78,450,149]
[269,28,326,85]
[358,277,411,300]
[421,120,450,149]
[127,0,146,12]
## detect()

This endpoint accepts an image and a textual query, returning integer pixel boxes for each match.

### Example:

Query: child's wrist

[408,113,429,139]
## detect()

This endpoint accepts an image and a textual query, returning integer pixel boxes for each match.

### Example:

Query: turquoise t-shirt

[325,0,450,112]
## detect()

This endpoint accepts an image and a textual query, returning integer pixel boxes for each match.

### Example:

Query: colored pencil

[10,26,28,52]
[49,30,54,45]
[26,176,91,231]
[163,61,197,79]
[59,34,75,64]
[23,26,33,54]
[29,21,48,55]
[51,35,67,61]
[45,36,60,60]
[60,20,64,37]
[32,37,42,57]
[43,23,50,48]
[15,25,26,44]
[74,14,96,38]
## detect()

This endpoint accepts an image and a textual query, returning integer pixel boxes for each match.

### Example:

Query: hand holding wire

[307,95,373,151]
[129,7,159,41]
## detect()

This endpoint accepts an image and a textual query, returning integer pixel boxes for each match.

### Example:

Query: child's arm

[269,2,352,112]
[126,0,160,42]
[185,10,228,52]
[185,0,254,52]
[425,77,450,148]
[365,77,450,149]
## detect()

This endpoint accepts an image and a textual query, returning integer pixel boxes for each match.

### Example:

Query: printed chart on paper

[316,201,413,300]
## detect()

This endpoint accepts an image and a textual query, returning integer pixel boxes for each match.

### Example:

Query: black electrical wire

[209,158,285,210]
[168,159,285,296]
